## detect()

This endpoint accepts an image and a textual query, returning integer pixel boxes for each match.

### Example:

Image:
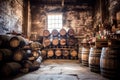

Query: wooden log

[1,62,21,76]
[9,36,28,49]
[0,49,13,62]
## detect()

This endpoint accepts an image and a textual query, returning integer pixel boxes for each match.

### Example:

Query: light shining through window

[47,14,63,33]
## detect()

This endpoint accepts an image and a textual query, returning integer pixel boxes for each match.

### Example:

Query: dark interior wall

[0,0,24,34]
[93,0,120,28]
[109,0,120,27]
[31,4,94,38]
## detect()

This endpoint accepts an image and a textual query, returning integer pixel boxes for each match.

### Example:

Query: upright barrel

[81,47,90,66]
[89,47,102,73]
[100,47,120,79]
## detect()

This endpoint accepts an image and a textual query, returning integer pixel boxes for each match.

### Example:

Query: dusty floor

[3,59,109,80]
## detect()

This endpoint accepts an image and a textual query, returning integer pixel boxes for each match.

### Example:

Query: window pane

[47,14,62,32]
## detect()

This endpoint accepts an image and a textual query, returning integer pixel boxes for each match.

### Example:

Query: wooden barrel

[0,49,13,62]
[51,29,59,37]
[100,47,120,79]
[81,47,90,66]
[62,49,69,57]
[70,49,77,58]
[1,62,21,76]
[47,49,54,58]
[55,49,62,57]
[67,38,77,46]
[89,47,102,73]
[95,39,108,48]
[43,38,51,47]
[43,30,50,37]
[41,49,47,59]
[59,28,66,37]
[13,49,25,62]
[68,28,74,36]
[9,36,27,49]
[52,37,59,46]
[60,37,66,46]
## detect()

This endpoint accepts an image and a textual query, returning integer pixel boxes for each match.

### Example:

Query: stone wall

[31,5,94,38]
[0,0,23,34]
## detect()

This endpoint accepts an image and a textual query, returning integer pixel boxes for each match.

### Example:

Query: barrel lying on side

[55,49,62,57]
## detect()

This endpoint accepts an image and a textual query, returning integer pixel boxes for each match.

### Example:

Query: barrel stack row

[0,35,43,77]
[41,28,78,59]
[78,39,120,79]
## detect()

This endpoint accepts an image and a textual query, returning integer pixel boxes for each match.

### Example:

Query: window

[47,13,63,33]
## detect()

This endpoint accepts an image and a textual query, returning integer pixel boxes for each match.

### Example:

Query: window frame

[47,13,63,33]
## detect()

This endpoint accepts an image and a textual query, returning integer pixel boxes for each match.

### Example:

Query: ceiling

[30,0,96,6]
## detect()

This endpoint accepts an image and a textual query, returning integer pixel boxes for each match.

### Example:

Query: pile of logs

[0,34,43,77]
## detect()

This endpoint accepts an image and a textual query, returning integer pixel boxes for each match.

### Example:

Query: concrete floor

[5,59,109,80]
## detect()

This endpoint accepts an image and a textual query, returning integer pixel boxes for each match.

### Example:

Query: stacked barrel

[0,35,43,77]
[41,28,78,59]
